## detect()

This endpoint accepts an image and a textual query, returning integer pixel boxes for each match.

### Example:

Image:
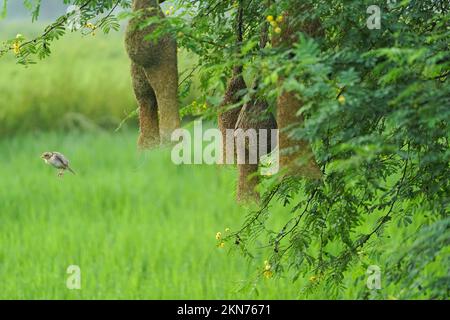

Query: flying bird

[41,151,76,177]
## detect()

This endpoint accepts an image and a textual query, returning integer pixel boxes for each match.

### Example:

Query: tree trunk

[235,91,277,202]
[125,0,179,148]
[272,4,323,179]
[218,66,247,164]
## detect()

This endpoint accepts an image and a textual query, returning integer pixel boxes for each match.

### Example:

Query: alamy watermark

[366,265,381,290]
[66,5,82,31]
[171,120,280,175]
[66,265,81,290]
[366,0,397,30]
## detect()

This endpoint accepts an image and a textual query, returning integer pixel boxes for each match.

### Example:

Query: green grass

[0,130,442,299]
[0,130,297,299]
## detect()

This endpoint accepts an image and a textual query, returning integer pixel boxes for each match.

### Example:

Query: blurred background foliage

[0,2,198,136]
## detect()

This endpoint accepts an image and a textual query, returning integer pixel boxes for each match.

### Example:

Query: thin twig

[178,65,199,88]
[19,0,93,48]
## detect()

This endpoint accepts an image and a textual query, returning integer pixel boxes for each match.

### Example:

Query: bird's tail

[67,166,76,175]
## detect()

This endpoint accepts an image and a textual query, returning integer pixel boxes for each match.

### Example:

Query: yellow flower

[265,264,272,271]
[274,27,282,34]
[338,95,346,104]
[270,21,278,27]
[215,232,222,240]
[218,242,225,248]
[309,275,318,282]
[225,228,231,233]
[165,10,170,15]
[276,15,283,23]
[86,22,95,29]
[266,15,274,22]
[12,42,20,55]
[263,270,273,279]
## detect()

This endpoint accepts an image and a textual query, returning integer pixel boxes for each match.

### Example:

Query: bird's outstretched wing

[52,152,69,167]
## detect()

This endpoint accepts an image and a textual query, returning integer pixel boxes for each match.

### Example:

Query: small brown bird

[41,151,76,177]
